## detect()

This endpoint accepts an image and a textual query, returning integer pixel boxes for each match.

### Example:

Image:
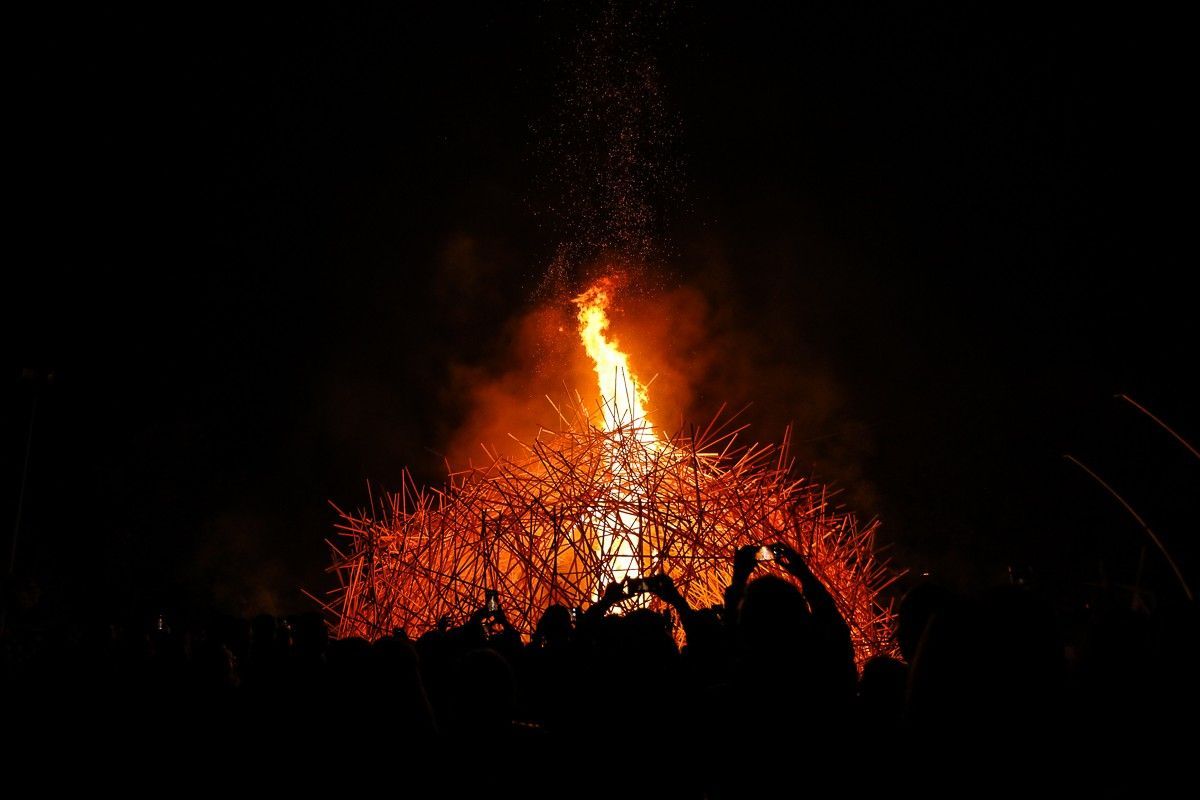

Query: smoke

[611,264,881,518]
[432,253,879,521]
[440,301,591,466]
[431,0,879,519]
[191,511,289,616]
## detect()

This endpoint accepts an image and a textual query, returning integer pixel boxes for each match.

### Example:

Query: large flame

[329,277,901,665]
[574,276,652,435]
[573,276,658,598]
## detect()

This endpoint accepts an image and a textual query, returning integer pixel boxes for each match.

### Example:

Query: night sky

[11,3,1197,619]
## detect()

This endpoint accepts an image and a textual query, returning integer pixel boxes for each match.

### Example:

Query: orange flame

[329,276,901,664]
[572,276,658,599]
[573,276,652,435]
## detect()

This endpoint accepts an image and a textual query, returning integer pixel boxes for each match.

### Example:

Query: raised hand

[733,544,760,582]
[600,580,626,607]
[770,541,803,571]
[493,605,511,628]
[648,573,686,607]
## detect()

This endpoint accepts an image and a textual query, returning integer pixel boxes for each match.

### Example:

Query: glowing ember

[318,278,900,665]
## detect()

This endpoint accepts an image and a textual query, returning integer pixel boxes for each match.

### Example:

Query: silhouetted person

[415,626,455,727]
[326,636,371,696]
[521,605,578,730]
[709,543,857,794]
[907,587,1062,728]
[244,613,285,692]
[450,647,516,738]
[905,585,1069,794]
[733,543,857,707]
[371,635,437,737]
[532,603,573,649]
[859,654,906,728]
[646,573,730,692]
[896,581,955,664]
[191,635,239,692]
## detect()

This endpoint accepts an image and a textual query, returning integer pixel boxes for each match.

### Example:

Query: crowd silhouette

[3,542,1194,797]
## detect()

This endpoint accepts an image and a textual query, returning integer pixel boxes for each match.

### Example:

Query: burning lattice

[321,401,897,663]
[317,278,900,664]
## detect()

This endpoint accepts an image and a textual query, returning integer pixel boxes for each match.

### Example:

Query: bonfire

[318,277,899,664]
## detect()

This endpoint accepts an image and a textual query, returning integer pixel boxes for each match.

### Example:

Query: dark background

[10,3,1197,619]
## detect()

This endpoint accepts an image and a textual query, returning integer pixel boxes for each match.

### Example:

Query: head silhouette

[738,574,810,660]
[535,604,573,647]
[453,648,515,736]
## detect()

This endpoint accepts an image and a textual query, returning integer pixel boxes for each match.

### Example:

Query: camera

[755,545,774,562]
[624,577,649,596]
[485,590,500,613]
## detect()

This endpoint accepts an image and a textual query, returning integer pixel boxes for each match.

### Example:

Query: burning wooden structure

[317,277,900,664]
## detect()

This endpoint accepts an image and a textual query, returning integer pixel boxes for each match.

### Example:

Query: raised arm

[723,544,761,619]
[579,579,627,629]
[646,573,699,634]
[773,542,849,637]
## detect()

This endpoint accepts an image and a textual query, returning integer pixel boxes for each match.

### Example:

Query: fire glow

[574,276,657,600]
[320,276,898,664]
[575,276,653,438]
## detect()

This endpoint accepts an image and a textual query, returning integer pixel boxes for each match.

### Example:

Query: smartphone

[756,545,774,562]
[626,577,648,595]
[486,592,500,613]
